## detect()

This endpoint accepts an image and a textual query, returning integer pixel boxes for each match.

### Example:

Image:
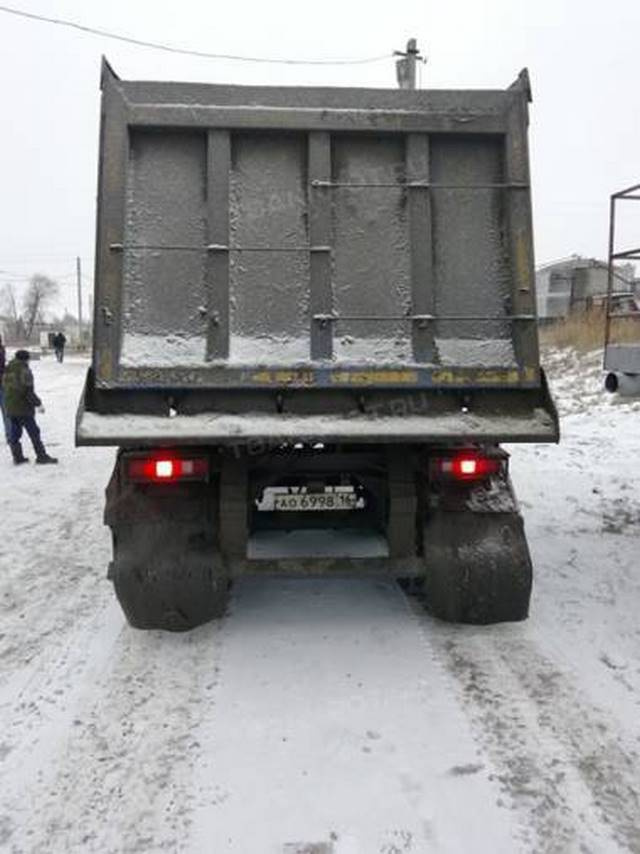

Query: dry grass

[539,312,640,352]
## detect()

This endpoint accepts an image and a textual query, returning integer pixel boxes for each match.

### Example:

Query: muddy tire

[423,511,533,624]
[110,523,229,631]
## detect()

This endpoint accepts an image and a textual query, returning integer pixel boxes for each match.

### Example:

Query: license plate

[273,492,358,512]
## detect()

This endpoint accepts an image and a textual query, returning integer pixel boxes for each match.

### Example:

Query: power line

[0,5,390,66]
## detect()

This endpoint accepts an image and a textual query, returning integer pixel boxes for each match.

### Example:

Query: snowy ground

[1,351,639,854]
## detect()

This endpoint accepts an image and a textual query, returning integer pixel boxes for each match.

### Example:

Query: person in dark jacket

[53,331,67,363]
[0,334,10,443]
[2,350,57,465]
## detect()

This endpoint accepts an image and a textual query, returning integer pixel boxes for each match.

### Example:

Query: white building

[536,256,635,320]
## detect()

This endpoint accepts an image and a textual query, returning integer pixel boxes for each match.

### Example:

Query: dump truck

[76,59,559,631]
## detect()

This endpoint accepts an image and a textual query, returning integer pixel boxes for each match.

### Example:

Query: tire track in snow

[423,622,640,853]
[2,613,225,854]
[400,599,586,852]
[0,482,112,696]
[0,600,127,852]
[502,638,640,853]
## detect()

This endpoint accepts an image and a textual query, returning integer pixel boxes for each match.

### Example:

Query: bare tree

[1,283,19,322]
[0,283,26,341]
[22,274,59,340]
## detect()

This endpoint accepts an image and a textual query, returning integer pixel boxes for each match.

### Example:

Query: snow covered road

[1,353,639,853]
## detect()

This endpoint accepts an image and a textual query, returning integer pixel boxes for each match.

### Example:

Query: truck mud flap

[111,558,229,632]
[423,511,533,624]
[110,523,229,631]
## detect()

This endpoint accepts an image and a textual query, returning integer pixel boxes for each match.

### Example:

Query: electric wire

[0,5,390,65]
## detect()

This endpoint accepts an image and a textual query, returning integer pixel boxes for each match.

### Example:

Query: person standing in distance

[2,350,58,465]
[53,331,67,363]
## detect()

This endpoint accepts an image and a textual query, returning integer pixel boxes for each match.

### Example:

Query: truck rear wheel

[110,524,229,631]
[422,511,533,624]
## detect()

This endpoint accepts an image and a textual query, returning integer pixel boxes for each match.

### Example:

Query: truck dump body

[77,62,557,446]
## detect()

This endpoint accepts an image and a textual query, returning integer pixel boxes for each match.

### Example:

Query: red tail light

[155,459,175,479]
[126,455,209,483]
[430,452,503,482]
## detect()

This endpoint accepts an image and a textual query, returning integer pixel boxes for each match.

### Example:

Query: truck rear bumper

[76,369,559,446]
[78,406,559,445]
[77,407,557,445]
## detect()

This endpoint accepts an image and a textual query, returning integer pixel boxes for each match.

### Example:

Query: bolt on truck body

[76,59,559,630]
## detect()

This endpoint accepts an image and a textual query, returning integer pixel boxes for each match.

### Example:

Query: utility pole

[76,255,83,346]
[394,38,424,90]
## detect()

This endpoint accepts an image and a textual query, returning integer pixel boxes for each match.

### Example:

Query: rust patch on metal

[515,230,532,292]
[432,367,536,386]
[250,370,315,386]
[330,370,419,386]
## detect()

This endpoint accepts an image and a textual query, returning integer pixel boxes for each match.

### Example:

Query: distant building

[536,256,636,320]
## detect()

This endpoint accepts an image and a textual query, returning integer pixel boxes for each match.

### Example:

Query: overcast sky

[1,0,639,316]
